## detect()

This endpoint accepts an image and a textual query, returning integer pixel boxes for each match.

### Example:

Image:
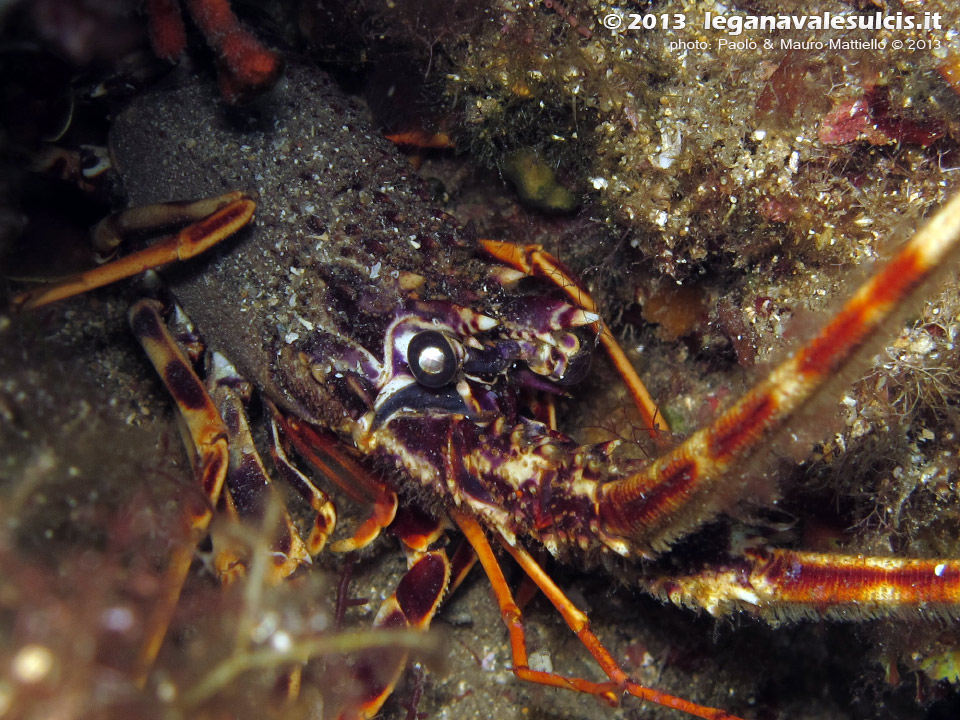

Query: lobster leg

[480,239,669,439]
[206,354,313,582]
[384,130,455,170]
[183,0,284,103]
[339,548,452,719]
[13,192,254,310]
[273,414,398,552]
[30,145,115,198]
[270,417,458,718]
[450,510,743,720]
[267,410,338,556]
[128,299,329,683]
[389,501,478,591]
[145,0,188,61]
[127,298,230,682]
[262,416,459,714]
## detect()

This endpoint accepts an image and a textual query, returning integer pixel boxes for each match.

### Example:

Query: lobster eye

[408,331,459,388]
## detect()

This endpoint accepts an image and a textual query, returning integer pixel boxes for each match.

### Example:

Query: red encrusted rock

[818,97,871,145]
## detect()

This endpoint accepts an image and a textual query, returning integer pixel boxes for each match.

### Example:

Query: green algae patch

[501,148,578,212]
[920,648,960,684]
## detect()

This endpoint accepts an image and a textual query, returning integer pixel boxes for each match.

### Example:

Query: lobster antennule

[596,190,960,555]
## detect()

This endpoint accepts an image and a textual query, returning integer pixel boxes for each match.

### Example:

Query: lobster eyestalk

[596,190,960,556]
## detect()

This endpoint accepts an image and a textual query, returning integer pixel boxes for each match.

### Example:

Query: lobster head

[296,295,600,442]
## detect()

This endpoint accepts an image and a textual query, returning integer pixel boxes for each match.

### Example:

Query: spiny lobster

[12,59,960,719]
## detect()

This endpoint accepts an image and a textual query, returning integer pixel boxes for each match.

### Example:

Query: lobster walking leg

[270,415,456,716]
[339,549,452,719]
[273,415,398,552]
[128,298,230,682]
[13,193,254,310]
[267,410,338,555]
[206,354,312,582]
[450,510,743,720]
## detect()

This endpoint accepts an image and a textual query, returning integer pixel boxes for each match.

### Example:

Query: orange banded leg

[128,298,230,682]
[480,239,668,439]
[383,130,455,150]
[650,548,960,623]
[273,414,398,552]
[450,510,743,720]
[388,502,478,592]
[206,354,311,582]
[337,549,451,719]
[13,192,254,310]
[270,412,437,717]
[132,305,318,702]
[390,504,477,594]
[597,189,960,557]
[384,130,455,170]
[267,409,337,555]
[390,504,447,553]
